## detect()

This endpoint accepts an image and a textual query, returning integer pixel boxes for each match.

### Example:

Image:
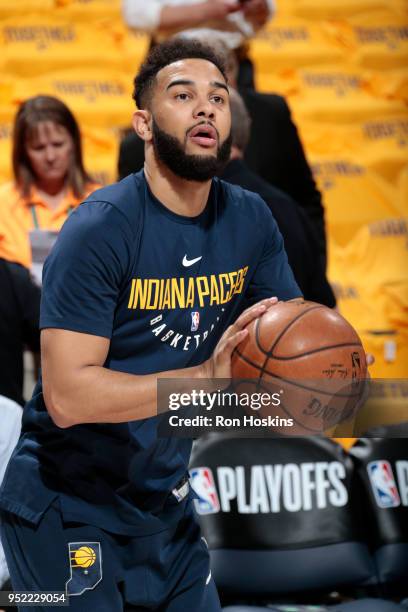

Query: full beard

[152,119,232,182]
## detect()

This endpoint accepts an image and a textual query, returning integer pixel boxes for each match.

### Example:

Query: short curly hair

[133,38,228,110]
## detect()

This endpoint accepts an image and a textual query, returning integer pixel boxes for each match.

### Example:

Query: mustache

[186,121,219,140]
[152,118,232,182]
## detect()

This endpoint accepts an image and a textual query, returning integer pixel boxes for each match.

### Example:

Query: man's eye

[175,93,190,101]
[211,96,224,104]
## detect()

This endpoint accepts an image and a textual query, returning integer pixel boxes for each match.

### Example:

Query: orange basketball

[231,300,368,434]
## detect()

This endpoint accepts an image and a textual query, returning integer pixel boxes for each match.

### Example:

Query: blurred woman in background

[0,95,97,602]
[0,95,97,272]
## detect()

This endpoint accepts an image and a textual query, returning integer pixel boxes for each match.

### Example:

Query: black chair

[349,436,408,600]
[189,434,405,611]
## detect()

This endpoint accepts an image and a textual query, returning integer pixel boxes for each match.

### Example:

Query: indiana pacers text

[128,266,248,311]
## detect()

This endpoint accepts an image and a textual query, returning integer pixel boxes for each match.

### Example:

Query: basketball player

[0,39,303,610]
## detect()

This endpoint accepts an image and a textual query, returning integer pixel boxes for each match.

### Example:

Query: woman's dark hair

[12,95,92,198]
[133,38,228,110]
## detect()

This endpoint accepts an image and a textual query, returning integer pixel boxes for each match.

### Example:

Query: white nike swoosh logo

[182,255,202,267]
[206,570,212,585]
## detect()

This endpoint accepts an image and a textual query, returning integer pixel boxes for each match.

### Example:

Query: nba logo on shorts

[367,460,401,508]
[189,467,220,514]
[191,311,200,332]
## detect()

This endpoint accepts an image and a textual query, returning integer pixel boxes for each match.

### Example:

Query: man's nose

[193,98,215,121]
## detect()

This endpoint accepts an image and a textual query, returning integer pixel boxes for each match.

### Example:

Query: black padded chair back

[349,436,408,594]
[189,434,376,596]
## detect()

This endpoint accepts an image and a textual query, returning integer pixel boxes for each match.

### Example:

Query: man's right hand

[242,0,270,27]
[202,0,241,20]
[202,296,278,379]
[158,1,240,32]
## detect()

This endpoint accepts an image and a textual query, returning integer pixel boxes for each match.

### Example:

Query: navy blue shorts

[0,499,221,611]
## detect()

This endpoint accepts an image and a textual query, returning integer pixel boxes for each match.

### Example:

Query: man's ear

[132,110,152,142]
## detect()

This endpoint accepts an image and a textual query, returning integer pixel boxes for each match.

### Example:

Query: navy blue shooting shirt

[0,171,300,535]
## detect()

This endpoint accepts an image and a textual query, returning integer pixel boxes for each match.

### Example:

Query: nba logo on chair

[190,467,220,515]
[367,460,401,508]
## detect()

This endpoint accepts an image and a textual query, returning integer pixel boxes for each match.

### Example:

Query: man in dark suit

[223,89,335,307]
[118,35,327,267]
[241,89,326,264]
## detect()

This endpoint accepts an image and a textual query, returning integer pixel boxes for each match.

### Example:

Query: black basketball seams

[266,341,363,361]
[234,345,262,374]
[232,350,362,431]
[259,369,364,398]
[257,317,273,383]
[233,348,364,397]
[255,304,324,357]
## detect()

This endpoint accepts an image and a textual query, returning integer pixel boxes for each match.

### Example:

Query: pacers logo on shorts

[66,542,102,596]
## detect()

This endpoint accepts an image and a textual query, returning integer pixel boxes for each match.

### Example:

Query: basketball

[74,546,97,568]
[231,300,368,434]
